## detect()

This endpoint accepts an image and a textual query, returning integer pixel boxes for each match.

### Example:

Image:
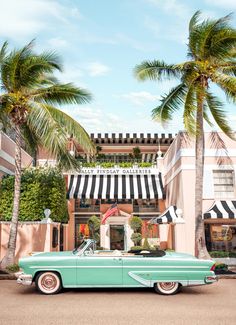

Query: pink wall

[0,222,60,262]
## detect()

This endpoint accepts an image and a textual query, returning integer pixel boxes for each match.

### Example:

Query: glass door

[110,225,124,250]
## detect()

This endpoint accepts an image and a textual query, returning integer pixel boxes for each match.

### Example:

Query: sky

[0,0,236,134]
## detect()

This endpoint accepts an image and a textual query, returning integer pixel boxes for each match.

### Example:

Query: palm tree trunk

[1,124,22,269]
[195,89,211,259]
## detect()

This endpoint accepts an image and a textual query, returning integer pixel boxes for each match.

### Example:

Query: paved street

[0,279,235,325]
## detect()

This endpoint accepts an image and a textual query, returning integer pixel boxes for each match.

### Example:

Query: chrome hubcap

[41,274,57,291]
[159,282,176,291]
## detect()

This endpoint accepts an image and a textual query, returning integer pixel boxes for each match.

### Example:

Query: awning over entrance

[149,206,185,224]
[67,174,165,200]
[203,200,236,219]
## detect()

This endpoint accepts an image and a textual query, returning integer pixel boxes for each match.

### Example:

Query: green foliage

[0,168,68,222]
[138,162,152,167]
[6,264,19,273]
[130,246,143,251]
[99,162,116,168]
[119,162,133,168]
[129,216,142,232]
[87,215,100,243]
[131,232,142,246]
[209,251,236,258]
[134,12,236,138]
[82,162,97,168]
[215,263,228,271]
[142,238,151,250]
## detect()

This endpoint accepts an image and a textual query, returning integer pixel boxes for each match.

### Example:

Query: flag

[101,203,119,224]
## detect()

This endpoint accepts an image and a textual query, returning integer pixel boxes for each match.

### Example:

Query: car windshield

[72,241,88,254]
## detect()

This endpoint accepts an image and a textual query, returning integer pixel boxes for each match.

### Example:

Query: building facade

[63,133,175,251]
[0,131,32,177]
[163,131,236,255]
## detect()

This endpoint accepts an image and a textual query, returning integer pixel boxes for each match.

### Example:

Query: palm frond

[18,52,63,88]
[26,101,80,170]
[134,60,183,81]
[206,91,235,139]
[152,83,187,123]
[212,72,236,102]
[1,40,35,91]
[209,28,236,60]
[32,83,92,105]
[189,11,201,33]
[0,41,8,65]
[44,104,95,154]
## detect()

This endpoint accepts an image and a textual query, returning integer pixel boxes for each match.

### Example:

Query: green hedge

[209,251,236,258]
[0,168,68,222]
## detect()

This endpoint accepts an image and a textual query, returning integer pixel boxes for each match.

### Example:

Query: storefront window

[206,224,236,252]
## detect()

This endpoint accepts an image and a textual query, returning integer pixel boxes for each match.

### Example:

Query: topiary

[131,232,142,246]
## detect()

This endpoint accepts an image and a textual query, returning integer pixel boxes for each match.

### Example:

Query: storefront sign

[75,167,158,175]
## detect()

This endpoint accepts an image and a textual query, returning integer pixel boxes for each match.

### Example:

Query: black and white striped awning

[203,201,236,219]
[67,174,165,200]
[149,206,185,224]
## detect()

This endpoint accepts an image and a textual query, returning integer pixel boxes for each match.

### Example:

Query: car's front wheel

[35,272,62,295]
[154,282,180,295]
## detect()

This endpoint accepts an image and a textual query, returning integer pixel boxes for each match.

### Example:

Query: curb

[0,274,16,280]
[217,275,236,279]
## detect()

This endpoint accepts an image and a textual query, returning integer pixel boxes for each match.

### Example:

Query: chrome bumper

[205,275,218,284]
[15,272,32,286]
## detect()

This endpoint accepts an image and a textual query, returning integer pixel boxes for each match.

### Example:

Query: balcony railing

[133,205,158,212]
[75,158,154,168]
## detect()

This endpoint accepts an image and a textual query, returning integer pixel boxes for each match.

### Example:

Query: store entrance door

[110,225,124,250]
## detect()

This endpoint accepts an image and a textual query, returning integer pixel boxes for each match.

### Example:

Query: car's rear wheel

[154,282,180,295]
[35,272,62,295]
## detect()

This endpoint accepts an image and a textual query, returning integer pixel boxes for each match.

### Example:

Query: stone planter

[214,257,236,266]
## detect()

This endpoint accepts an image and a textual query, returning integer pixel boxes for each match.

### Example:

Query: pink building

[162,131,236,255]
[0,131,32,177]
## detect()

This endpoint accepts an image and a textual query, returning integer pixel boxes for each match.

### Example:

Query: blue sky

[1,0,236,134]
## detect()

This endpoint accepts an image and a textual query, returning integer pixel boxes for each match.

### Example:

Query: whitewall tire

[154,282,180,295]
[36,272,62,295]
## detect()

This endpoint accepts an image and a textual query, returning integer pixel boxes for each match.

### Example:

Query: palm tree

[134,12,236,258]
[0,41,95,268]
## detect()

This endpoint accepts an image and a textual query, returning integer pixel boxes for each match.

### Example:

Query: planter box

[214,257,236,266]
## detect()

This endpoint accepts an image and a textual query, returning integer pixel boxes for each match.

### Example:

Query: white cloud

[146,0,190,19]
[86,62,111,77]
[47,37,68,49]
[0,0,81,40]
[117,91,160,106]
[61,106,129,132]
[205,0,236,9]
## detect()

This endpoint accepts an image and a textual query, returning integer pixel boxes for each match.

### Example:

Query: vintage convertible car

[16,239,217,295]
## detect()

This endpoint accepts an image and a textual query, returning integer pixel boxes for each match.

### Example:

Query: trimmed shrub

[88,215,100,244]
[130,246,143,251]
[130,216,142,232]
[209,251,236,258]
[6,264,20,273]
[0,167,68,222]
[215,263,228,271]
[131,232,142,246]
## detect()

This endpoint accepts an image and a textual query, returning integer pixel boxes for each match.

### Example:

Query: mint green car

[16,239,217,295]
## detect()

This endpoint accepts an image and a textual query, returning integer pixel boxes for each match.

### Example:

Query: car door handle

[113,258,122,261]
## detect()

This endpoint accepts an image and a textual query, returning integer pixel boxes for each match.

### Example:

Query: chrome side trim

[29,265,209,269]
